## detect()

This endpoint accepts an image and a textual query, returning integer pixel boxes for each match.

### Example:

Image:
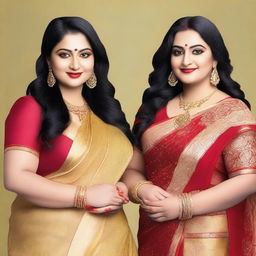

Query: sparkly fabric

[137,98,256,256]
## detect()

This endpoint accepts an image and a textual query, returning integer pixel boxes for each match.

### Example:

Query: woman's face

[170,29,217,86]
[48,32,94,89]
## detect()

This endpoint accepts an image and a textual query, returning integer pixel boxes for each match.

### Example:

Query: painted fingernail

[88,209,99,213]
[85,205,94,210]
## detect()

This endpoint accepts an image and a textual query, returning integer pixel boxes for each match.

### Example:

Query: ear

[46,58,51,67]
[213,60,218,68]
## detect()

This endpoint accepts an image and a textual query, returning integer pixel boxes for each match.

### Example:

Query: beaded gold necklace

[174,89,217,128]
[64,100,88,121]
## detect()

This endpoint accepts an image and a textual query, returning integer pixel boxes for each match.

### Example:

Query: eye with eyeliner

[58,52,70,58]
[171,48,184,56]
[192,48,204,55]
[80,52,92,58]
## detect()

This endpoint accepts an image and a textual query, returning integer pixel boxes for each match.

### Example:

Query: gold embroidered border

[46,110,92,180]
[184,232,229,238]
[142,100,233,153]
[141,117,177,153]
[184,237,228,256]
[167,111,256,194]
[168,222,185,256]
[167,109,256,255]
[4,146,39,157]
[229,168,256,178]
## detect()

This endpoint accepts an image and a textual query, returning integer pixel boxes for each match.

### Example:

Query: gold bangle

[74,186,87,208]
[130,180,153,204]
[178,193,193,220]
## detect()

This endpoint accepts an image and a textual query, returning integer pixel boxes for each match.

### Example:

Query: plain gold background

[1,0,255,254]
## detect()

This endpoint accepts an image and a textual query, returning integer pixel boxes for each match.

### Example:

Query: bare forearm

[192,174,256,215]
[121,168,147,190]
[5,169,76,208]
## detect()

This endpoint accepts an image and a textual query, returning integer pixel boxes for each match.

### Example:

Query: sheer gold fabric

[8,111,137,256]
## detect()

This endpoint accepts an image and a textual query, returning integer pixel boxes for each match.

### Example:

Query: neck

[181,81,216,102]
[59,85,85,106]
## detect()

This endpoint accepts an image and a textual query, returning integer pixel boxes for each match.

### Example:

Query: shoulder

[218,98,256,123]
[219,97,250,111]
[7,96,42,118]
[5,96,43,152]
[6,96,43,126]
[10,95,41,111]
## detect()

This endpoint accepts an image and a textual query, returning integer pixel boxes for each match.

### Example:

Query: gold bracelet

[178,193,193,220]
[74,186,87,208]
[130,180,153,204]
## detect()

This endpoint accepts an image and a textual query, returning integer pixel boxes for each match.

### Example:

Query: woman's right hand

[138,184,170,203]
[86,184,124,208]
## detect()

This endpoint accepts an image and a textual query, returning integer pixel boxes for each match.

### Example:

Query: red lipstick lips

[67,72,82,78]
[180,68,197,73]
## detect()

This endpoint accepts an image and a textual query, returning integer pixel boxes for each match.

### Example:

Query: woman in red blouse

[4,17,137,256]
[123,16,256,256]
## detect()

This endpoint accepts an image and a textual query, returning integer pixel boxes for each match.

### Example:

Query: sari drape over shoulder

[138,98,256,256]
[7,108,137,256]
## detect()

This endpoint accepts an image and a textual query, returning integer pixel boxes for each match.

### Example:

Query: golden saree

[138,98,256,256]
[8,110,137,256]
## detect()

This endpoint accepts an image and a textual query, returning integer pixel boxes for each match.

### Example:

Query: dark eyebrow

[172,44,206,49]
[190,44,206,49]
[56,48,92,53]
[172,45,183,49]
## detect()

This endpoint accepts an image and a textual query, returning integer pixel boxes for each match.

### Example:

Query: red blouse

[4,96,73,176]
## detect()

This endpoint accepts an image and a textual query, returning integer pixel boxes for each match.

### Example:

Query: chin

[59,82,85,89]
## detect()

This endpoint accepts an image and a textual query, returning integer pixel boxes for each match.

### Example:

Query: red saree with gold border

[138,98,256,256]
[6,109,137,256]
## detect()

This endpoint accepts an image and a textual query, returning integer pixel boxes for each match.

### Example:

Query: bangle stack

[178,193,193,220]
[74,186,87,208]
[130,180,153,204]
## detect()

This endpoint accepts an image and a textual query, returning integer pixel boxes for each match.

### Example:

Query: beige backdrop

[1,0,255,254]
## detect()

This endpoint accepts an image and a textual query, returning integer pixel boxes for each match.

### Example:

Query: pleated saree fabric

[138,98,256,256]
[7,107,137,256]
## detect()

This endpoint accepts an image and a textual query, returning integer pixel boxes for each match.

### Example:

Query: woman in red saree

[123,16,256,256]
[4,17,137,255]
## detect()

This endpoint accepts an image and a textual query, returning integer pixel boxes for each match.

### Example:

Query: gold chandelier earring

[168,71,178,87]
[47,67,56,87]
[86,72,97,89]
[210,67,220,86]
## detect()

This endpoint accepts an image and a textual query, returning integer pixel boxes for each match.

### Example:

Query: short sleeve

[4,96,43,156]
[223,130,256,178]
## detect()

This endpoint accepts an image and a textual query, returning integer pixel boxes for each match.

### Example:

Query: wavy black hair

[26,16,134,144]
[133,16,250,141]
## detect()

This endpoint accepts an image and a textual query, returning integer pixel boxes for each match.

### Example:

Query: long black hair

[27,17,134,144]
[133,16,250,141]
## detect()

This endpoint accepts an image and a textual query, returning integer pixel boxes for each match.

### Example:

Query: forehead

[173,29,208,47]
[53,33,92,49]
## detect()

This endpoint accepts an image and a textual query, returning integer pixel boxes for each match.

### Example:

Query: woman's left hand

[141,193,180,222]
[86,181,129,215]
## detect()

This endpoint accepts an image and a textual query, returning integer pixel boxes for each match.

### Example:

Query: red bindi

[185,44,188,47]
[74,48,78,51]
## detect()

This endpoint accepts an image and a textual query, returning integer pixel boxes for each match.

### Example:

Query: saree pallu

[8,111,137,256]
[138,99,256,256]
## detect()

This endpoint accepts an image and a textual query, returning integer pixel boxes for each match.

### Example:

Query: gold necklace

[174,89,217,128]
[64,100,89,121]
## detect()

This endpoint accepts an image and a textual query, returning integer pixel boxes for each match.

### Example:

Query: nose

[69,56,80,71]
[182,51,192,66]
